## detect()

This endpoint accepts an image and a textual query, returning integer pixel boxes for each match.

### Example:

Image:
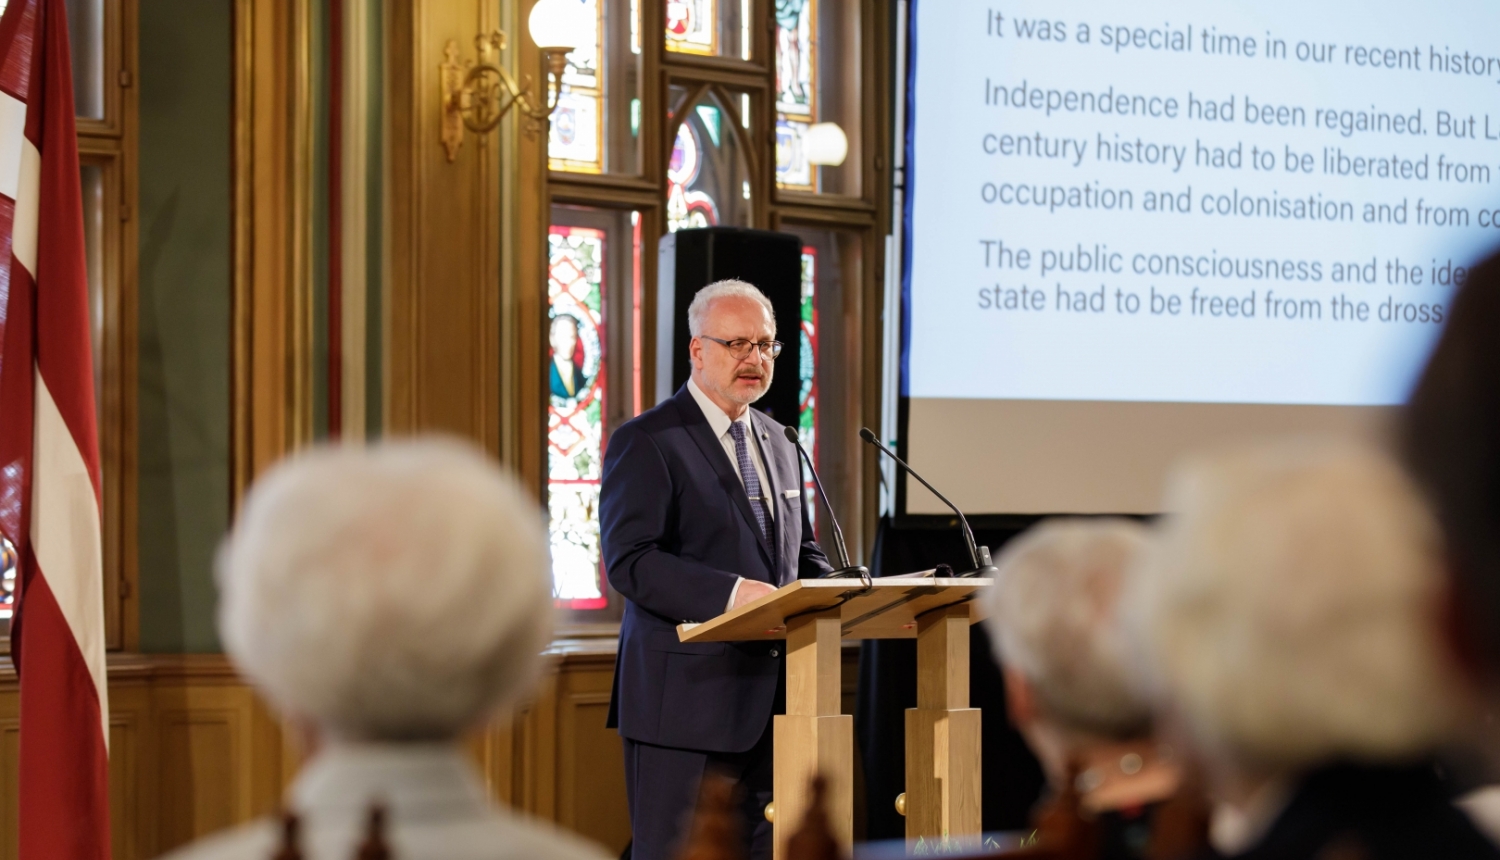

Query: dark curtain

[855,518,1046,840]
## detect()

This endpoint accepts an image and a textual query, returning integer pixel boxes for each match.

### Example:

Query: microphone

[858,427,997,578]
[783,426,870,581]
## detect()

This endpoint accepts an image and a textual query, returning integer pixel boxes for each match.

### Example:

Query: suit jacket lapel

[672,387,775,564]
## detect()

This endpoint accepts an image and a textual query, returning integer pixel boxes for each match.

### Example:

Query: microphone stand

[859,428,998,578]
[783,427,871,583]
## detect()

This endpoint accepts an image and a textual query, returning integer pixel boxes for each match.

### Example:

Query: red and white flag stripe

[0,0,112,857]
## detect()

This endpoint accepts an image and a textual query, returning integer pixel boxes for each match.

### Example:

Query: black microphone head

[783,425,799,444]
[859,427,878,444]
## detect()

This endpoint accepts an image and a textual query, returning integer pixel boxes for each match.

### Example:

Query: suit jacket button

[769,648,779,657]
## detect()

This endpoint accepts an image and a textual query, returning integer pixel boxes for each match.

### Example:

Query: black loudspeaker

[657,227,802,424]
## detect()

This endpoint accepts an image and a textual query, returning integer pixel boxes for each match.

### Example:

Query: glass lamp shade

[528,0,592,51]
[804,122,849,167]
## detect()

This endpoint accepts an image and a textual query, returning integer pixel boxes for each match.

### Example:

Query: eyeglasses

[702,336,783,360]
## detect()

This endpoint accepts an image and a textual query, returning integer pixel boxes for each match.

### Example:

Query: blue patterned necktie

[728,421,771,541]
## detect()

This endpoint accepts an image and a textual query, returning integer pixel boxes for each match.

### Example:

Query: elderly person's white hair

[217,438,554,741]
[1127,439,1459,770]
[985,518,1153,739]
[687,279,776,337]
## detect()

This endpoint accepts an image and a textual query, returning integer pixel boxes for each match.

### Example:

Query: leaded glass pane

[798,246,818,525]
[66,0,104,120]
[551,0,643,175]
[775,0,861,195]
[665,0,751,60]
[775,0,815,189]
[667,88,753,232]
[548,226,609,609]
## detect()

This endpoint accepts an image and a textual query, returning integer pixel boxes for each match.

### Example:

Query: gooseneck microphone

[858,427,997,578]
[783,426,870,580]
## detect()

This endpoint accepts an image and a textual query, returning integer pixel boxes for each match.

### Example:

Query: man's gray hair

[985,518,1154,739]
[687,279,776,337]
[216,437,554,741]
[1125,439,1458,769]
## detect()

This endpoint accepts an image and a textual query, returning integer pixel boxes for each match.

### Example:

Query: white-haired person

[1126,440,1500,860]
[161,439,612,860]
[984,518,1183,858]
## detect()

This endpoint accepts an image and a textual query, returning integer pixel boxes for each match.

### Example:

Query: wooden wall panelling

[0,657,287,859]
[107,682,150,860]
[554,650,630,854]
[139,658,287,856]
[1,653,634,858]
[0,696,15,860]
[386,0,506,458]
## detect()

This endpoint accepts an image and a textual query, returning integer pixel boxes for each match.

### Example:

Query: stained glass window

[0,537,15,624]
[548,226,610,609]
[798,247,819,525]
[551,0,643,175]
[668,89,753,232]
[666,0,714,54]
[775,0,816,189]
[668,122,717,231]
[774,0,860,194]
[665,0,751,59]
[551,0,604,172]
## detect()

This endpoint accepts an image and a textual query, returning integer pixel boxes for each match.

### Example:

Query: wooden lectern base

[774,611,853,860]
[677,578,992,859]
[904,603,982,842]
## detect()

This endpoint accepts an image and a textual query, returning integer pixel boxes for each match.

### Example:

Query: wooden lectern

[678,576,992,859]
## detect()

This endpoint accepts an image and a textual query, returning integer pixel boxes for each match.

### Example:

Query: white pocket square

[782,489,800,498]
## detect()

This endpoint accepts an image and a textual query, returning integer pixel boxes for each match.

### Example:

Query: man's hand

[731,579,776,610]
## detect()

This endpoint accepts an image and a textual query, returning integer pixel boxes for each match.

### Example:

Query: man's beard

[712,370,771,406]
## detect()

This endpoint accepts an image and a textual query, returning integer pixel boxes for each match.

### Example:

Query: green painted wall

[135,0,233,653]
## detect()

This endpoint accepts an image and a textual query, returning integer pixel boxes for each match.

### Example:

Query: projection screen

[899,0,1500,515]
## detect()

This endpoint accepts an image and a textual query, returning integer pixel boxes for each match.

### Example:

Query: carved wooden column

[231,0,316,499]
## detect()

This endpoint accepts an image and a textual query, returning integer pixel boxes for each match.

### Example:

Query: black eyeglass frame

[701,336,784,360]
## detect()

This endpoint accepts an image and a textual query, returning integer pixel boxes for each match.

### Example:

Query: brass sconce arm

[441,31,571,162]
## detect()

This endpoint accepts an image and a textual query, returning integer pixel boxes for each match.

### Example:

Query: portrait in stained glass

[550,0,605,171]
[798,247,819,524]
[665,0,715,54]
[548,226,609,609]
[775,0,817,188]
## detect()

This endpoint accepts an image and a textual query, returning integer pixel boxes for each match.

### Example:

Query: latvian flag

[0,0,112,857]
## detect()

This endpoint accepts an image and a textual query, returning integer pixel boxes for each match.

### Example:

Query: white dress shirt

[686,377,777,610]
[158,742,613,860]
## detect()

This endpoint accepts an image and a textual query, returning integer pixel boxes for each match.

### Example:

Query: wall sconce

[440,0,592,162]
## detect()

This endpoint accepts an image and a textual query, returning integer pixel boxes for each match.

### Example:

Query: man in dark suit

[601,279,833,860]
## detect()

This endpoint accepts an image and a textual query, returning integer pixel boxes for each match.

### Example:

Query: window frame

[542,0,889,625]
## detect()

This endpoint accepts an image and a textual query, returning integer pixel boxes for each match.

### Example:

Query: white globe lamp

[528,0,591,52]
[804,122,849,167]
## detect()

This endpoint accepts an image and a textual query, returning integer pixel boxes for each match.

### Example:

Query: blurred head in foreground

[985,518,1176,810]
[1127,440,1468,852]
[217,438,554,743]
[1403,250,1500,702]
